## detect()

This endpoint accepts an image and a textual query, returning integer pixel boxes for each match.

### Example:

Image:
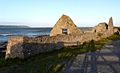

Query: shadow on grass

[0,40,98,73]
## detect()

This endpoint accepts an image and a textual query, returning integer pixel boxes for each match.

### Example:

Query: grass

[107,33,120,40]
[0,33,120,73]
[0,46,87,73]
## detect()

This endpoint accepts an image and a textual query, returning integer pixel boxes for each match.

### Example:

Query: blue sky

[0,0,120,27]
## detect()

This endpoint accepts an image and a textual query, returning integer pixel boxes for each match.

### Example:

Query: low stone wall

[6,36,63,59]
[5,33,103,59]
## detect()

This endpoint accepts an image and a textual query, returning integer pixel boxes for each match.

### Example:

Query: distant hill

[0,25,30,28]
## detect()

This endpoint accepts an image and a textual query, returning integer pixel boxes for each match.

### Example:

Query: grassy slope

[0,34,120,73]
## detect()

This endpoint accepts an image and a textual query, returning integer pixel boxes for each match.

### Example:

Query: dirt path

[60,40,120,73]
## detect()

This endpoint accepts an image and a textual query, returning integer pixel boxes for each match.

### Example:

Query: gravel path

[60,40,120,73]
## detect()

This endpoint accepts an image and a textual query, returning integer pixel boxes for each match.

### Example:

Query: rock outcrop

[50,15,82,36]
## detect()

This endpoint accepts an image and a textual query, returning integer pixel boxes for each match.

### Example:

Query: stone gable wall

[50,15,83,36]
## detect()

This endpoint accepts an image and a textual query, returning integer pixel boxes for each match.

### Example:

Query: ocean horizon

[0,27,52,42]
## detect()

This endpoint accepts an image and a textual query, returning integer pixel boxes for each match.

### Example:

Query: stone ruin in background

[5,15,120,59]
[50,15,83,36]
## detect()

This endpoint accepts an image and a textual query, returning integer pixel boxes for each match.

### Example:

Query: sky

[0,0,120,27]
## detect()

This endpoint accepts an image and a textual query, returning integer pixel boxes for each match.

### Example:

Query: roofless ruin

[5,15,120,59]
[50,15,83,36]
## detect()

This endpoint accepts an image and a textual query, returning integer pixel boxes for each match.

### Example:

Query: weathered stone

[93,22,108,33]
[91,17,116,37]
[114,28,120,34]
[5,33,101,59]
[108,17,114,34]
[108,17,113,27]
[5,36,24,59]
[5,15,120,59]
[50,15,83,36]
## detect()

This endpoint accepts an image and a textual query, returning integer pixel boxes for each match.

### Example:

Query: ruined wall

[5,33,102,59]
[5,16,118,59]
[91,17,114,38]
[5,36,64,59]
[50,15,82,36]
[5,36,24,59]
[108,17,114,34]
[22,36,64,58]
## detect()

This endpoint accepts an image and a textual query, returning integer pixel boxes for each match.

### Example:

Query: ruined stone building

[91,17,116,37]
[92,22,108,33]
[5,15,120,59]
[50,15,83,36]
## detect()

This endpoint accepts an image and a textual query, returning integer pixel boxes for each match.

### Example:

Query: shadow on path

[60,40,120,73]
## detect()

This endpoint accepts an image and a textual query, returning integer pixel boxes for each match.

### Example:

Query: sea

[0,28,52,42]
[0,27,92,42]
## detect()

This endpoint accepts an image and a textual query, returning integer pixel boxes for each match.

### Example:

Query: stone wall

[5,33,102,59]
[5,16,119,59]
[5,36,63,59]
[5,36,24,59]
[50,15,83,36]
